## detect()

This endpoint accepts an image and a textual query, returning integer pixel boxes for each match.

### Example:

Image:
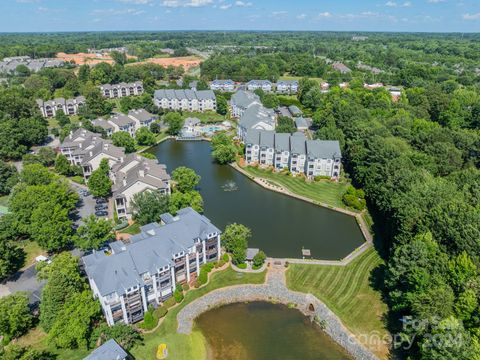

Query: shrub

[140,307,157,330]
[163,297,177,309]
[182,283,189,291]
[154,306,168,319]
[342,185,366,210]
[237,263,247,269]
[314,175,331,182]
[222,253,229,262]
[173,288,184,303]
[193,280,201,288]
[253,250,266,268]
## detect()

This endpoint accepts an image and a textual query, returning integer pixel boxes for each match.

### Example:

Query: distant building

[82,208,221,325]
[230,90,261,118]
[363,83,384,90]
[0,56,64,74]
[181,117,201,138]
[332,62,351,74]
[244,130,341,180]
[276,80,299,94]
[295,117,310,132]
[357,63,383,75]
[99,82,144,99]
[154,89,216,112]
[36,96,85,117]
[210,79,235,92]
[246,80,273,92]
[91,109,157,137]
[84,339,128,360]
[388,86,402,101]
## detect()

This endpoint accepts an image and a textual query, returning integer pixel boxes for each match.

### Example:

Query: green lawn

[279,74,325,84]
[131,266,266,360]
[181,111,226,123]
[19,241,46,270]
[122,222,142,235]
[286,248,389,359]
[243,166,349,210]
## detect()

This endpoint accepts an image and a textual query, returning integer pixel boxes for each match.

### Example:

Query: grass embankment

[286,248,389,359]
[122,222,142,235]
[19,241,45,270]
[181,111,227,124]
[131,266,266,359]
[242,166,349,210]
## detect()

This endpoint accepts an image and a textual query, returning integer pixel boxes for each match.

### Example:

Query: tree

[135,127,156,146]
[19,163,54,186]
[74,215,113,250]
[222,223,250,265]
[0,239,25,281]
[131,190,170,225]
[55,109,70,128]
[88,159,112,198]
[0,292,33,341]
[172,166,201,193]
[169,191,203,214]
[216,95,228,115]
[91,324,143,351]
[48,291,100,349]
[211,133,237,164]
[164,112,184,135]
[150,122,161,134]
[39,252,85,332]
[112,131,136,153]
[342,185,366,210]
[276,116,296,133]
[0,346,56,360]
[252,250,266,268]
[262,93,279,109]
[36,147,57,167]
[111,51,127,66]
[0,161,18,195]
[84,87,113,117]
[55,154,72,176]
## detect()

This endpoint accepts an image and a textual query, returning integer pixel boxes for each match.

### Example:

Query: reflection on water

[195,302,352,360]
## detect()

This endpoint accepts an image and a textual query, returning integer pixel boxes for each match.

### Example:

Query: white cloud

[318,12,332,18]
[161,0,213,7]
[92,8,147,16]
[385,1,397,6]
[296,13,307,20]
[16,0,40,3]
[115,0,152,4]
[463,13,480,20]
[427,0,445,3]
[219,3,232,9]
[235,1,252,7]
[385,1,411,7]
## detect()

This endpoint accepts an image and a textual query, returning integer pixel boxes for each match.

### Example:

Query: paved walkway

[177,263,377,360]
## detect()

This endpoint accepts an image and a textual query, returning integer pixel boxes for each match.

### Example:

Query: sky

[0,0,479,33]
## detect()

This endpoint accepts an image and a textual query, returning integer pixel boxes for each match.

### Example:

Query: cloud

[296,13,307,20]
[271,10,287,17]
[219,3,232,9]
[462,13,480,20]
[16,0,40,3]
[161,0,213,7]
[318,12,332,18]
[235,1,252,7]
[92,8,147,16]
[427,0,445,3]
[115,0,152,4]
[385,1,411,7]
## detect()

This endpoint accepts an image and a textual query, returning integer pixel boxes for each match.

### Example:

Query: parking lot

[70,182,110,225]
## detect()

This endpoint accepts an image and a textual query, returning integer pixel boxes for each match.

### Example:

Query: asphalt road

[0,264,45,304]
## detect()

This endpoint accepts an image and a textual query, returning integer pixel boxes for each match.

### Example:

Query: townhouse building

[210,79,235,92]
[1,56,64,74]
[91,109,157,137]
[36,96,85,117]
[246,80,273,92]
[153,89,216,112]
[99,82,144,99]
[276,80,299,94]
[82,208,221,326]
[84,339,128,360]
[244,129,341,180]
[111,154,171,219]
[230,90,261,118]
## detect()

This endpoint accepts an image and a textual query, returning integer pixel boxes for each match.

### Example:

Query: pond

[150,140,364,259]
[195,302,352,360]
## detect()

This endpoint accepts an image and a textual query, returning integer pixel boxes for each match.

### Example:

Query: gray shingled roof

[259,130,274,148]
[154,89,215,101]
[295,117,309,129]
[306,140,342,159]
[82,208,220,297]
[128,109,155,123]
[274,133,290,152]
[245,129,261,145]
[84,339,127,360]
[290,133,307,154]
[239,103,275,130]
[110,115,135,127]
[230,90,260,109]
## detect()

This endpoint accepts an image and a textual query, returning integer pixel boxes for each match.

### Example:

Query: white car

[35,255,51,264]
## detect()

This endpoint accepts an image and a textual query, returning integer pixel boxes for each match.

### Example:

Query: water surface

[195,302,352,360]
[151,140,364,259]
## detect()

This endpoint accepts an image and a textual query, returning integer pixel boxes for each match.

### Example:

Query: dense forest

[0,31,478,359]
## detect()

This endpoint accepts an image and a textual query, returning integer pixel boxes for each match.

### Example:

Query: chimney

[122,178,127,186]
[139,170,145,177]
[89,151,93,157]
[120,157,124,163]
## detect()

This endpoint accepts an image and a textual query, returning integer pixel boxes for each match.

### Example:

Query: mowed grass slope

[243,166,349,209]
[286,248,390,359]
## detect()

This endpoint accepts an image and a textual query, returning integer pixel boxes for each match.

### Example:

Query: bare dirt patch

[129,56,202,69]
[56,52,137,66]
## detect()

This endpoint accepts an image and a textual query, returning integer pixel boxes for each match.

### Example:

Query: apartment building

[332,62,352,74]
[276,80,299,94]
[210,79,235,92]
[237,103,276,141]
[246,80,273,92]
[82,208,221,326]
[36,96,85,117]
[84,339,128,360]
[1,56,64,74]
[230,90,261,118]
[244,129,342,180]
[99,82,144,99]
[111,154,171,219]
[91,109,157,137]
[153,89,216,112]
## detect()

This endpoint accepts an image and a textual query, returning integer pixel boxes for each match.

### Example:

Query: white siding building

[153,89,216,112]
[36,96,85,117]
[210,79,235,92]
[99,82,143,98]
[246,80,273,92]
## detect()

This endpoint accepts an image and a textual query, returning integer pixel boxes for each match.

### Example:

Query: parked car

[95,204,108,211]
[35,255,52,264]
[95,198,107,204]
[95,210,108,217]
